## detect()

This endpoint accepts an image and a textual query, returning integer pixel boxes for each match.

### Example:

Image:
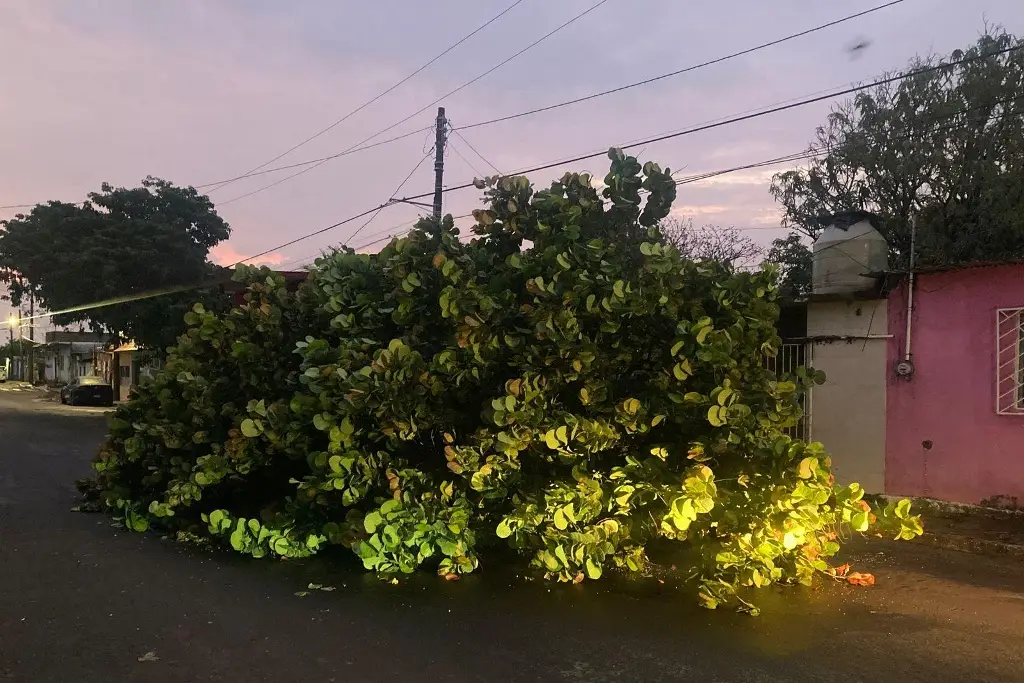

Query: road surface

[2,388,1023,682]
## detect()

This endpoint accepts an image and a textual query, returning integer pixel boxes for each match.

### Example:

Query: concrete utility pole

[28,292,35,384]
[432,106,447,220]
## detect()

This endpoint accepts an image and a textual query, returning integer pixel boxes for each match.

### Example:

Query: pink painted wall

[886,264,1024,504]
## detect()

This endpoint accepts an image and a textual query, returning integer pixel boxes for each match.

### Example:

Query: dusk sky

[2,0,1022,326]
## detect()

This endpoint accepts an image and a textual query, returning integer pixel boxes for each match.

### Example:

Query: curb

[911,531,1024,559]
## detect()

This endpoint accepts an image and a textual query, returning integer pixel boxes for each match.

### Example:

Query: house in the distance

[782,212,1024,507]
[94,340,164,402]
[42,331,108,384]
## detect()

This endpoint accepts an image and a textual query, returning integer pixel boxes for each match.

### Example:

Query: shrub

[80,149,922,612]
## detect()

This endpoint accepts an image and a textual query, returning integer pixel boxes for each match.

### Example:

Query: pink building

[885,263,1024,505]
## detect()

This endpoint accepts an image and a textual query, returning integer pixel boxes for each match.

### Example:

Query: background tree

[659,218,763,269]
[769,28,1024,281]
[763,233,813,299]
[0,177,231,352]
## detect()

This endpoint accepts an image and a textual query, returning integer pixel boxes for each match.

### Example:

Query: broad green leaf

[851,510,870,532]
[364,511,383,534]
[707,406,725,427]
[797,457,816,479]
[240,419,260,438]
[553,509,568,530]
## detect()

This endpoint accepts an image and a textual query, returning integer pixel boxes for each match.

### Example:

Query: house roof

[44,330,108,344]
[875,259,1024,277]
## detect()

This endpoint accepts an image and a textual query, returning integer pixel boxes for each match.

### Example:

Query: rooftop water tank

[811,211,888,295]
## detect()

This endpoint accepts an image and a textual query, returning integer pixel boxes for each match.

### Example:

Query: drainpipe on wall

[896,215,917,379]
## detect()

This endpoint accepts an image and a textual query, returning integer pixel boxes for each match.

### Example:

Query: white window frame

[995,307,1024,415]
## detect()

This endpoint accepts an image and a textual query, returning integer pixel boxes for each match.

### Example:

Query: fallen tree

[80,149,922,612]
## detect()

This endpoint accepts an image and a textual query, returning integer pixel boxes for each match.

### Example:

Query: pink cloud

[209,243,285,268]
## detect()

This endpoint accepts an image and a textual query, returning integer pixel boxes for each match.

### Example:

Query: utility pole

[432,106,447,220]
[17,310,24,381]
[28,292,35,384]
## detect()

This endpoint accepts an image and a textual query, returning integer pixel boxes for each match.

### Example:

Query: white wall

[807,299,888,493]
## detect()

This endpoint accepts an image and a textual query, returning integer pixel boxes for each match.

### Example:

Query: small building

[781,212,1024,506]
[885,262,1024,505]
[42,331,108,384]
[99,341,164,402]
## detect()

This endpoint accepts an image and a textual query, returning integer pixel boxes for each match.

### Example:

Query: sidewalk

[904,497,1024,559]
[0,380,36,392]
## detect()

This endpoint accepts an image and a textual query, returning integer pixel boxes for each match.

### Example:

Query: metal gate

[763,343,812,441]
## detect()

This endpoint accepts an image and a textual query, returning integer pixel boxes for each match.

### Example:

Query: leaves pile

[79,149,923,612]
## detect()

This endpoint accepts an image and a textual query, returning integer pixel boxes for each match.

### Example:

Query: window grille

[996,308,1024,415]
[764,343,812,440]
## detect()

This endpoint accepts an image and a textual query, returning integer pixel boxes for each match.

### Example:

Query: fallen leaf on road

[137,651,160,662]
[846,572,875,586]
[294,591,310,597]
[443,573,460,581]
[832,563,851,577]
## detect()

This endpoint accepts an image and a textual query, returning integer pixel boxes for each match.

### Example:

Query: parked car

[60,376,115,407]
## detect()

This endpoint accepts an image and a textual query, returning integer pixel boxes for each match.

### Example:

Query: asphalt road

[2,388,1024,683]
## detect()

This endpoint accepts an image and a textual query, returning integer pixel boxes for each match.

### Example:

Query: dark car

[60,376,115,407]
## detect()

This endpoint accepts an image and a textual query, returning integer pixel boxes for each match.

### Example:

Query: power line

[347,150,434,245]
[451,129,503,174]
[193,128,431,188]
[675,90,1024,188]
[205,0,528,195]
[391,42,1024,205]
[448,139,487,177]
[454,0,907,131]
[0,1,906,212]
[10,48,1021,321]
[0,77,868,209]
[354,91,1024,247]
[240,44,1024,267]
[217,0,612,207]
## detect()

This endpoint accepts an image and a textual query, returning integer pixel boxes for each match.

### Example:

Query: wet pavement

[2,389,1023,682]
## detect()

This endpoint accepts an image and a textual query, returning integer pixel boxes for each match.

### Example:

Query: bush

[81,149,922,612]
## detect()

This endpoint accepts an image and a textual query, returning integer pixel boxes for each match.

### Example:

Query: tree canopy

[80,150,921,613]
[0,177,231,351]
[768,29,1024,288]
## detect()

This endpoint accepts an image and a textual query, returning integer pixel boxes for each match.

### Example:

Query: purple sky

[2,0,1022,328]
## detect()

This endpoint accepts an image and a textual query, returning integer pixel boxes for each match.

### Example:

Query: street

[1,388,1023,683]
